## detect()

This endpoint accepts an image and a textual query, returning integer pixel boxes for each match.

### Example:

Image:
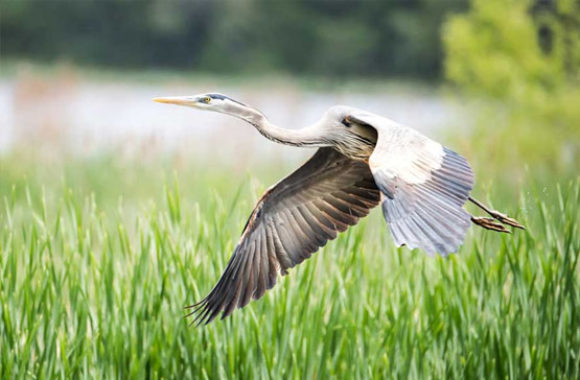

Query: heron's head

[153,93,256,118]
[322,105,379,145]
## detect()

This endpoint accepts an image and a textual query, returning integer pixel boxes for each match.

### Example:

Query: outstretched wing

[348,111,474,256]
[189,147,381,325]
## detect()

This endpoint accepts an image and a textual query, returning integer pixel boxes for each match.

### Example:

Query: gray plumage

[153,93,524,325]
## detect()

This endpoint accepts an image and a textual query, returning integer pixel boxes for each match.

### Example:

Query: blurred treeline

[1,0,468,78]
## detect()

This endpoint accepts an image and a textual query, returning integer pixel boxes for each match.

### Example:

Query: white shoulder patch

[368,122,444,185]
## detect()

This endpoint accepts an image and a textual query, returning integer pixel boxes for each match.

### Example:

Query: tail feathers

[469,196,525,231]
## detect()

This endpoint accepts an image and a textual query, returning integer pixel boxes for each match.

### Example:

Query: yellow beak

[152,96,195,106]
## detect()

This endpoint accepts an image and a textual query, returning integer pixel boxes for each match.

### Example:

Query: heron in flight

[153,93,524,325]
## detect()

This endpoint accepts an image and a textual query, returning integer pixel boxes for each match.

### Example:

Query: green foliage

[1,155,579,379]
[444,0,557,97]
[0,0,467,78]
[443,0,580,172]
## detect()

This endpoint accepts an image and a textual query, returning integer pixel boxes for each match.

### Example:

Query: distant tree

[443,0,580,170]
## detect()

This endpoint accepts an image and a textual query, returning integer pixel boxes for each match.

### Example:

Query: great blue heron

[153,93,524,325]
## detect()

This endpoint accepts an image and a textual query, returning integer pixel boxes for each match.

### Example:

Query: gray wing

[188,147,381,325]
[348,111,474,256]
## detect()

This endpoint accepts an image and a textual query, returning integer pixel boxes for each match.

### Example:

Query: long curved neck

[229,105,329,147]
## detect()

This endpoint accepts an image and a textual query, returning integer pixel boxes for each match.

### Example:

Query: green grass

[1,155,579,379]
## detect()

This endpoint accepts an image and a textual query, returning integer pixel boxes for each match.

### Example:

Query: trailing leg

[468,196,525,230]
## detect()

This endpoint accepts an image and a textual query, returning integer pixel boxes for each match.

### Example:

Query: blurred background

[2,0,578,181]
[2,1,580,378]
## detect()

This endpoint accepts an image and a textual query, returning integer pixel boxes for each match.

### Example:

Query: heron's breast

[333,140,375,161]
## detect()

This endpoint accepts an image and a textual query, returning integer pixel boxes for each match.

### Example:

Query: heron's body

[153,93,524,325]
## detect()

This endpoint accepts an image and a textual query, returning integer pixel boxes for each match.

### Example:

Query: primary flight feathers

[188,148,380,325]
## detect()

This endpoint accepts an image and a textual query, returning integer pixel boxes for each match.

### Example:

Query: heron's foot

[486,210,526,230]
[471,216,511,233]
[468,196,526,230]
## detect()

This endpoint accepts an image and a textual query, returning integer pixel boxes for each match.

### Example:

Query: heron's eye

[341,117,352,128]
[203,96,211,103]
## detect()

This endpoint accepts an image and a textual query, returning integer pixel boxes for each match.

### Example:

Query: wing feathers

[255,234,268,300]
[298,205,337,241]
[355,109,476,256]
[377,147,474,256]
[189,148,380,324]
[265,231,278,288]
